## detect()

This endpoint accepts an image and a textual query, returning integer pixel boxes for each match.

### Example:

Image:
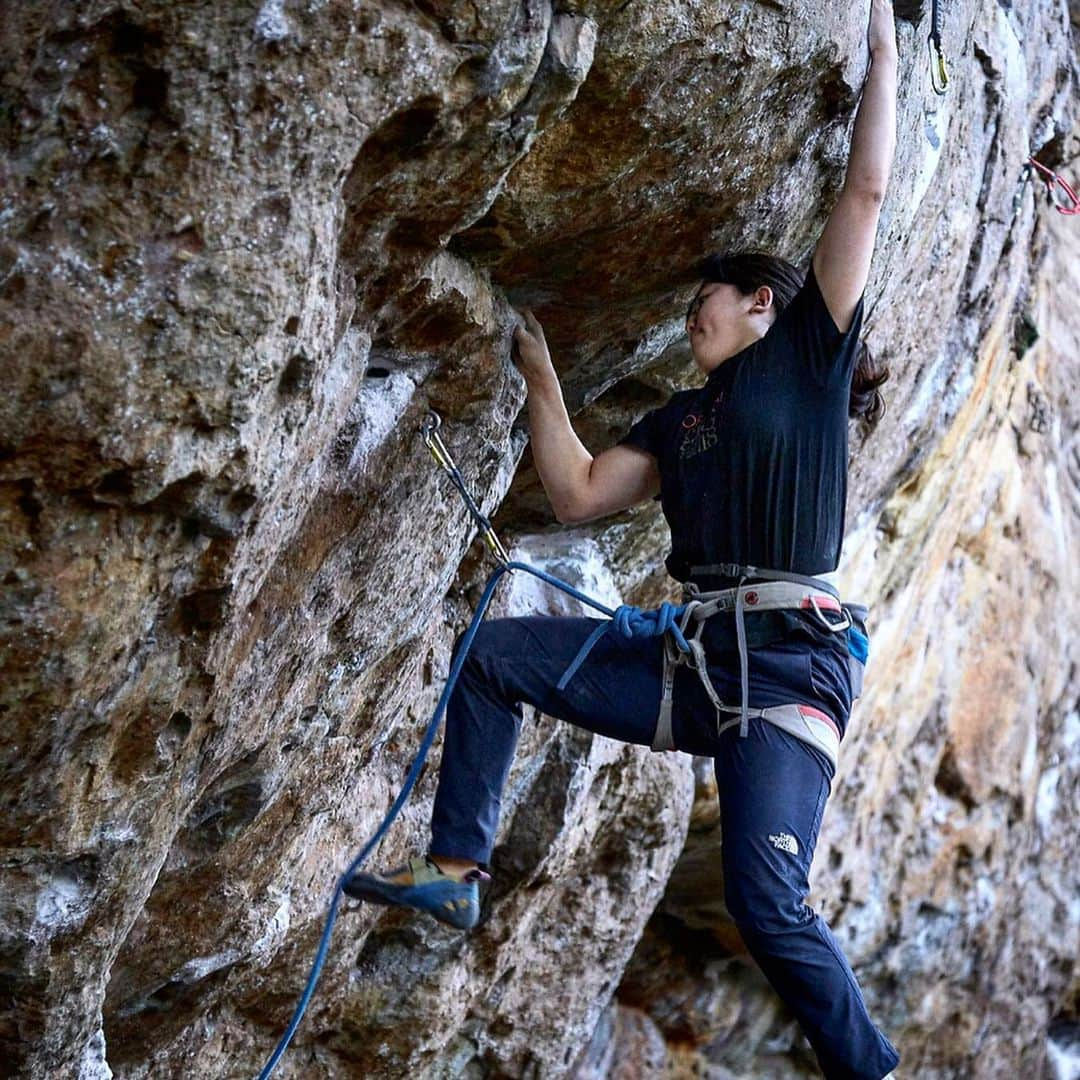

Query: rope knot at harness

[611,602,691,650]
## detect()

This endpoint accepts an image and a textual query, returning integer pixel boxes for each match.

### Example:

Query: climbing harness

[928,0,948,95]
[558,562,868,772]
[664,571,856,762]
[1025,155,1080,216]
[257,410,869,1076]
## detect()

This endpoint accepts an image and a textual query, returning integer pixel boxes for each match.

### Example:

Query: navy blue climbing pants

[429,615,900,1080]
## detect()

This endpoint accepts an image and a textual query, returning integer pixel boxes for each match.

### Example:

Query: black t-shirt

[619,263,865,582]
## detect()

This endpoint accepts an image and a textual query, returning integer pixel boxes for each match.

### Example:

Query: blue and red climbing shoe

[343,855,491,930]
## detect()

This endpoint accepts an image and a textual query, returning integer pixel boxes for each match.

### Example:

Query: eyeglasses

[686,286,718,323]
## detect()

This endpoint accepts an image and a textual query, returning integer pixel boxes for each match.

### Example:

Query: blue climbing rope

[257,559,687,1078]
[556,600,690,690]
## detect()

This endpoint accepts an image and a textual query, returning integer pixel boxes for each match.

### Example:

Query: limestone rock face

[1,2,1077,1078]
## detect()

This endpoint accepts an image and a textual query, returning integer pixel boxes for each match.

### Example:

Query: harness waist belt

[651,565,853,757]
[552,564,863,768]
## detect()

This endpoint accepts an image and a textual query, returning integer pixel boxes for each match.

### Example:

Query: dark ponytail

[696,250,889,429]
[849,340,889,426]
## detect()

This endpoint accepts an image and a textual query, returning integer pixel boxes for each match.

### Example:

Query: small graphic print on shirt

[679,390,727,460]
[768,832,799,855]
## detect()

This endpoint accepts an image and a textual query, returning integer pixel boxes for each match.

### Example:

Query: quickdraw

[1026,156,1080,216]
[421,411,511,565]
[928,0,948,95]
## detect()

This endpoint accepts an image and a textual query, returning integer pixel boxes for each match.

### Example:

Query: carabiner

[928,0,948,96]
[420,412,453,471]
[420,411,512,567]
[809,595,851,633]
[928,36,948,95]
[480,526,512,566]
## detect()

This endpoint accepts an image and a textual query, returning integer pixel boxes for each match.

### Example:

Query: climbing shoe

[343,854,490,930]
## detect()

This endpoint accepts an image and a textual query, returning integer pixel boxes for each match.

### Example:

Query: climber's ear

[812,185,884,334]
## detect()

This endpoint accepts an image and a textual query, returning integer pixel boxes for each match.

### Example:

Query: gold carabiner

[929,35,949,96]
[420,411,451,471]
[481,528,512,565]
[420,411,511,567]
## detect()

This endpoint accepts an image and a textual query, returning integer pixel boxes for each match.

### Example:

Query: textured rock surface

[2,1,1078,1078]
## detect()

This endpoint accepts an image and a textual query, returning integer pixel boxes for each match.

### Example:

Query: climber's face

[685,282,730,338]
[686,280,775,374]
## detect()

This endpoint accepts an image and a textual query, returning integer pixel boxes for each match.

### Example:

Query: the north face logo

[769,832,799,855]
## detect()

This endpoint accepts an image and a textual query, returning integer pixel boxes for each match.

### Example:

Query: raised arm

[512,311,660,525]
[812,0,898,333]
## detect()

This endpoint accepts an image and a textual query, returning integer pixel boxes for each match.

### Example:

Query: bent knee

[451,619,513,669]
[724,878,811,937]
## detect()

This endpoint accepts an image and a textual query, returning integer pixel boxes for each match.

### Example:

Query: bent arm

[525,371,660,525]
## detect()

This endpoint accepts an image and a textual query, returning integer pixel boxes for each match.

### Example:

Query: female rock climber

[347,1,901,1076]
